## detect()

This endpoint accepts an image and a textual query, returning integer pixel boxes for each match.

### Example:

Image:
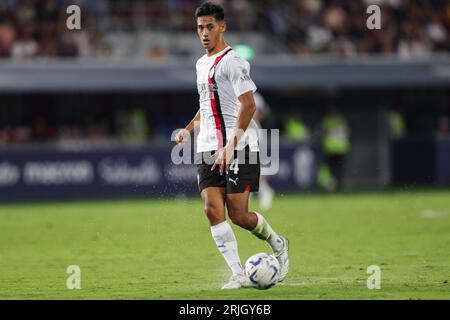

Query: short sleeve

[226,56,257,98]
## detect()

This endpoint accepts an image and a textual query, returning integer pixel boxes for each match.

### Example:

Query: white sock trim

[252,212,264,233]
[210,220,230,236]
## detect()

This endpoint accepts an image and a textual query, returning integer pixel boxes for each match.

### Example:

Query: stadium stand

[0,0,448,60]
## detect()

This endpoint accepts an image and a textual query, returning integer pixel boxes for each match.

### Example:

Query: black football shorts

[196,146,260,194]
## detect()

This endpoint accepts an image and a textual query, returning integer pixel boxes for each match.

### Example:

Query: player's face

[197,16,225,51]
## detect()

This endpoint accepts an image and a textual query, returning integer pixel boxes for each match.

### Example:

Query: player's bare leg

[225,190,257,229]
[226,191,290,282]
[201,187,249,289]
[201,187,227,226]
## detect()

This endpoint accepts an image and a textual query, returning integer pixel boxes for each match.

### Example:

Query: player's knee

[204,203,222,221]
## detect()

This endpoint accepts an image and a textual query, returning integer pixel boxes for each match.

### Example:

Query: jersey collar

[207,46,232,59]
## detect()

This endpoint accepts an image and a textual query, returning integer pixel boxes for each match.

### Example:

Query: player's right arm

[175,110,200,143]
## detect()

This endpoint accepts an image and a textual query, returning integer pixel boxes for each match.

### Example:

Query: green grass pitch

[0,190,449,299]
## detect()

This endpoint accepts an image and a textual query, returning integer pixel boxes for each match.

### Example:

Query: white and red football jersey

[196,46,259,152]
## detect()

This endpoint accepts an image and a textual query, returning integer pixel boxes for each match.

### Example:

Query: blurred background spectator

[318,105,351,190]
[389,107,407,140]
[284,109,311,142]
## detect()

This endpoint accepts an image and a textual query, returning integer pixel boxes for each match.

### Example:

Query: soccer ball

[244,252,280,290]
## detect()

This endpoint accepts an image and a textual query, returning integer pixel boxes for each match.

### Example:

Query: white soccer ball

[244,252,280,290]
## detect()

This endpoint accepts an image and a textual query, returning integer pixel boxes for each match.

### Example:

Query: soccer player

[175,2,289,289]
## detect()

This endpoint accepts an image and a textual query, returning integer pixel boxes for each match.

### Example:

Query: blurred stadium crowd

[0,0,448,59]
[0,0,449,148]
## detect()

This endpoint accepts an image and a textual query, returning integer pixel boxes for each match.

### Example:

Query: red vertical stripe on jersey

[207,48,232,150]
[208,72,223,149]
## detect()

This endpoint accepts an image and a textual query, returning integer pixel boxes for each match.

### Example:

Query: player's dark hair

[195,1,225,21]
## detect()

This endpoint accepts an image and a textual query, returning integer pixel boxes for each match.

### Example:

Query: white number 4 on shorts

[230,159,239,174]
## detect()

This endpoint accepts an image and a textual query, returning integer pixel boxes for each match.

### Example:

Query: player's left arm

[229,91,256,149]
